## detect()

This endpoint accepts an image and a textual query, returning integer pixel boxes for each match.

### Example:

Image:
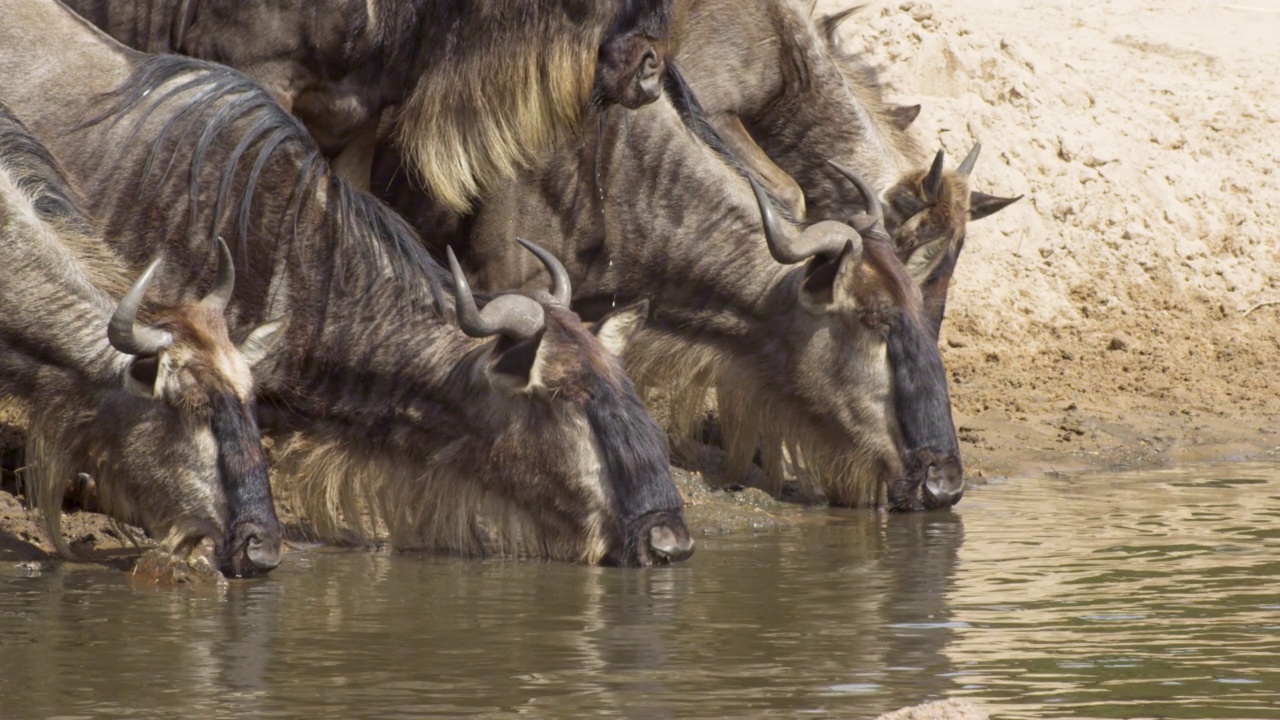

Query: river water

[2,463,1278,719]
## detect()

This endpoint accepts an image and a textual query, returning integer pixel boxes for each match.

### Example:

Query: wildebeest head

[810,9,1020,337]
[0,95,283,577]
[444,241,692,566]
[100,239,284,577]
[742,166,964,511]
[879,146,1022,336]
[669,0,1019,339]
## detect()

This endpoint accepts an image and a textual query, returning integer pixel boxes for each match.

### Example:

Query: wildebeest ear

[901,237,952,286]
[238,320,286,368]
[886,104,922,131]
[123,355,160,398]
[799,245,863,312]
[590,300,650,357]
[490,335,555,389]
[969,192,1022,222]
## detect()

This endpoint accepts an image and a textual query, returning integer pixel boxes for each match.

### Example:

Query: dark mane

[662,62,798,223]
[81,54,449,312]
[0,103,93,233]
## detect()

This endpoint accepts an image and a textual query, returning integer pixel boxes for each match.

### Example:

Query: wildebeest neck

[671,0,917,224]
[563,89,796,321]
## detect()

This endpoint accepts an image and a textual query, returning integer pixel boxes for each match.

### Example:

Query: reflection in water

[947,465,1280,719]
[1,463,1277,719]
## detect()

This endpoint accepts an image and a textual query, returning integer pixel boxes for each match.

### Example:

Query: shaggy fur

[0,4,689,565]
[397,3,606,211]
[64,0,673,211]
[377,78,958,510]
[0,103,279,570]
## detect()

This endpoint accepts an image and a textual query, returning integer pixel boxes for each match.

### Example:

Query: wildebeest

[375,70,965,511]
[670,0,1020,334]
[62,0,673,208]
[0,104,283,577]
[0,0,693,566]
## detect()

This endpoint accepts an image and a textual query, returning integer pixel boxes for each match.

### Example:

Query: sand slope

[820,0,1280,475]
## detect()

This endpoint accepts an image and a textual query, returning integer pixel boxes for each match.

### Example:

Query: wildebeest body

[375,72,965,511]
[0,102,283,577]
[62,0,673,209]
[0,0,693,565]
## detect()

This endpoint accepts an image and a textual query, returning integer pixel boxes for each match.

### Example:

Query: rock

[130,550,227,589]
[902,2,935,23]
[1057,133,1080,162]
[877,699,990,720]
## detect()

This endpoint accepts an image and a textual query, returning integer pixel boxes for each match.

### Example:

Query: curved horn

[924,149,945,200]
[447,247,545,341]
[750,177,849,264]
[108,258,174,356]
[516,238,571,306]
[201,236,235,314]
[957,142,982,177]
[827,160,890,243]
[820,6,860,49]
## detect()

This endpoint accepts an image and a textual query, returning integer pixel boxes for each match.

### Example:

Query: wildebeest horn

[201,237,235,314]
[820,6,861,49]
[826,160,891,243]
[957,142,981,177]
[750,177,851,264]
[516,238,572,306]
[924,149,945,199]
[108,258,174,357]
[447,247,545,341]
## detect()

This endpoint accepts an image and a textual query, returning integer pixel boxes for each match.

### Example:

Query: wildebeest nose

[245,533,282,572]
[648,524,695,563]
[923,462,965,506]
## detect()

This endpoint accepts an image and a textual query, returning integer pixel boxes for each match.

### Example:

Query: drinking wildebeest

[62,0,673,208]
[0,1,693,566]
[0,104,283,577]
[375,70,964,511]
[670,0,1020,334]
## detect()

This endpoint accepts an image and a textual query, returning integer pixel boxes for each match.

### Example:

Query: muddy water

[1,464,1278,719]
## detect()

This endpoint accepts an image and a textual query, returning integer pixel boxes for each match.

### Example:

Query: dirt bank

[4,0,1279,559]
[821,0,1280,481]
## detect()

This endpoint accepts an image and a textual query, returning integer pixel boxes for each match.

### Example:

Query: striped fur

[0,103,280,574]
[0,3,690,565]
